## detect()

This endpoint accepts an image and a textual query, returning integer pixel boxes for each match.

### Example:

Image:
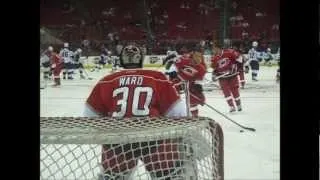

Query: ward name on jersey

[86,69,182,118]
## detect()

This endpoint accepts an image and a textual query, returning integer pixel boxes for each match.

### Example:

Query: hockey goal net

[40,116,224,180]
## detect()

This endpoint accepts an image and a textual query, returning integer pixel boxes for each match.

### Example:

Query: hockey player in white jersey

[163,50,179,75]
[110,55,120,72]
[262,48,274,66]
[247,41,261,81]
[72,48,86,79]
[91,47,108,72]
[60,42,74,80]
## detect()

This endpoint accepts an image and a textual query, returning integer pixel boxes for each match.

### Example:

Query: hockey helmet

[252,41,258,47]
[48,46,53,51]
[77,48,82,53]
[64,42,69,48]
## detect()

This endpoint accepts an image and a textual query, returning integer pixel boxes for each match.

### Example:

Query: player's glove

[212,73,217,82]
[165,71,178,79]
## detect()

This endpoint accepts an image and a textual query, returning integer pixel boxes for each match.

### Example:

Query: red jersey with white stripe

[50,52,63,65]
[211,49,241,78]
[86,69,180,118]
[175,55,206,81]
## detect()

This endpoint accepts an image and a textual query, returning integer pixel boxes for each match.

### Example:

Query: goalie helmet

[120,45,143,69]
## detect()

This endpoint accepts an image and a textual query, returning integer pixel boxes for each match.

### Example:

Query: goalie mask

[120,45,143,69]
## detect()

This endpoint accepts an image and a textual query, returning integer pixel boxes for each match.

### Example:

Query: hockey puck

[240,130,244,133]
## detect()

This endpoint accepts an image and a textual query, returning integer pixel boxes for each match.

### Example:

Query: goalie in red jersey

[163,47,207,117]
[211,42,243,112]
[84,45,190,179]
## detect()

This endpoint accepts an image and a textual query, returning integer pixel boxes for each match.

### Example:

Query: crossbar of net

[40,117,223,180]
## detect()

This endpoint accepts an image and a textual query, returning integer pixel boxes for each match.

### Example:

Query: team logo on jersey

[218,58,229,68]
[181,65,198,76]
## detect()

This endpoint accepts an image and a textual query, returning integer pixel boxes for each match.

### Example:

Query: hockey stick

[82,67,93,80]
[204,102,256,132]
[190,93,256,132]
[203,76,220,89]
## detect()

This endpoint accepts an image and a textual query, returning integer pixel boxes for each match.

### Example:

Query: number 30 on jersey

[112,87,153,117]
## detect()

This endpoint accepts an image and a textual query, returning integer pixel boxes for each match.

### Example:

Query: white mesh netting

[40,116,224,180]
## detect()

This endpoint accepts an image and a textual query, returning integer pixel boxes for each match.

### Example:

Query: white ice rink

[41,66,280,180]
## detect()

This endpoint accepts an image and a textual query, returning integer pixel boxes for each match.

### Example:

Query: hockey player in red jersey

[46,46,63,87]
[84,45,188,179]
[211,42,243,112]
[163,49,207,117]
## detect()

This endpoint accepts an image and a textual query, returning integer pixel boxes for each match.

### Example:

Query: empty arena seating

[40,0,279,44]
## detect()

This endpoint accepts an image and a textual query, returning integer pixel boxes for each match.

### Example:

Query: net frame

[40,116,224,180]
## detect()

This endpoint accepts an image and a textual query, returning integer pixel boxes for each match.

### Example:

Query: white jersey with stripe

[59,48,74,63]
[166,50,178,57]
[248,48,260,62]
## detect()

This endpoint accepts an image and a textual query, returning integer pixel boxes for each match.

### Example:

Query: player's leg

[100,144,137,180]
[52,64,62,87]
[144,139,191,180]
[230,76,242,111]
[42,62,51,80]
[66,62,74,80]
[249,60,259,81]
[43,68,50,80]
[219,79,236,112]
[62,62,67,80]
[265,58,272,66]
[244,64,250,74]
[78,63,86,79]
[238,70,245,89]
[276,68,280,83]
[189,83,205,117]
